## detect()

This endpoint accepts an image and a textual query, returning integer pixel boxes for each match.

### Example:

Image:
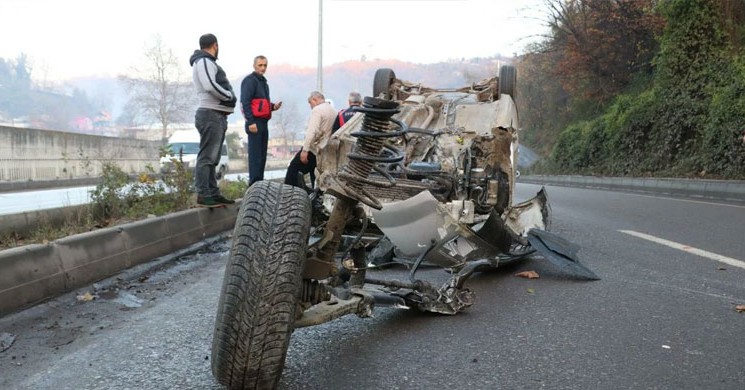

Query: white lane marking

[619,230,745,270]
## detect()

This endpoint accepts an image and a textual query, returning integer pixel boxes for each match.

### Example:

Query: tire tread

[211,181,311,389]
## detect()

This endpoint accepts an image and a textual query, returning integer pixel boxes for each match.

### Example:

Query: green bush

[544,0,745,179]
[702,56,745,178]
[219,176,249,201]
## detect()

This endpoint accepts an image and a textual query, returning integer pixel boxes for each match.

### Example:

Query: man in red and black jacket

[240,55,281,185]
[331,91,362,133]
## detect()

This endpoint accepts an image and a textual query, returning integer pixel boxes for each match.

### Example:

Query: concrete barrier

[0,125,161,183]
[520,175,745,203]
[0,203,239,316]
[0,204,91,237]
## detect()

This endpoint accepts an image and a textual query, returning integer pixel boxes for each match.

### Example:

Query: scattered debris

[76,292,96,302]
[527,288,535,294]
[662,345,671,349]
[515,270,540,279]
[112,291,144,308]
[0,332,16,352]
[736,305,745,313]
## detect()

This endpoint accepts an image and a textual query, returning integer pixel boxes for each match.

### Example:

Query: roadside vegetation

[519,0,745,179]
[0,152,248,250]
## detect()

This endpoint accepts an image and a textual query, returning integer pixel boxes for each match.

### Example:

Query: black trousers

[284,149,316,189]
[247,120,269,185]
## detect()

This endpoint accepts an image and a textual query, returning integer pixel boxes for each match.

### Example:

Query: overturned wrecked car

[210,66,599,389]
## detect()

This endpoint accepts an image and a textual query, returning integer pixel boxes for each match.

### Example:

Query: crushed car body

[315,67,597,280]
[209,66,599,389]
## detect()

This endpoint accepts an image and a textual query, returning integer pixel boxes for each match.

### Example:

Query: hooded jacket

[189,50,236,113]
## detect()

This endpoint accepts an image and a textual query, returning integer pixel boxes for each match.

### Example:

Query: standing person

[240,55,281,186]
[189,33,236,207]
[331,91,363,133]
[284,91,337,188]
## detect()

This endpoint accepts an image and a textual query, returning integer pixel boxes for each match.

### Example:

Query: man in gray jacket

[189,33,236,207]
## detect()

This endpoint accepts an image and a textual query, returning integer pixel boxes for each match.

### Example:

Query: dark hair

[199,34,218,49]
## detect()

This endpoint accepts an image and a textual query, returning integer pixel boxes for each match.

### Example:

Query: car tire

[211,181,311,389]
[498,65,517,102]
[373,68,396,100]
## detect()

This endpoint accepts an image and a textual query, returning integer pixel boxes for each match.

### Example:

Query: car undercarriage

[209,67,599,389]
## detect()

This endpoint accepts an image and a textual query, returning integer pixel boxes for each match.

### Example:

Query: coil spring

[338,97,408,209]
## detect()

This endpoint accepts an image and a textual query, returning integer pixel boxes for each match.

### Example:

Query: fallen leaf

[527,288,535,294]
[717,267,727,271]
[76,292,95,302]
[515,270,540,279]
[736,305,745,313]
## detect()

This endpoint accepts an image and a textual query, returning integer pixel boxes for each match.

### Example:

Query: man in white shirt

[284,91,337,188]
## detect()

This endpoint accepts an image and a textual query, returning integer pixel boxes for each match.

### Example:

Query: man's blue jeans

[194,108,227,197]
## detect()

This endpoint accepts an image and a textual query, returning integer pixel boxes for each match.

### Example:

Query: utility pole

[317,0,324,92]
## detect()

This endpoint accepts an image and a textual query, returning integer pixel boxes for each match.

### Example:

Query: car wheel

[373,68,396,100]
[498,65,517,102]
[211,181,311,389]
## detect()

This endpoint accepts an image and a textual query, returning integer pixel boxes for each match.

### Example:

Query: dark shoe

[213,194,236,205]
[196,196,221,208]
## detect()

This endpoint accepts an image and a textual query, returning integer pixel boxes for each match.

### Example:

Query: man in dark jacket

[189,33,236,207]
[240,55,281,185]
[331,91,363,133]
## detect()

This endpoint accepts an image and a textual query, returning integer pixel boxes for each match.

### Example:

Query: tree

[0,54,34,119]
[118,35,195,140]
[271,100,302,149]
[541,0,663,102]
[516,44,572,155]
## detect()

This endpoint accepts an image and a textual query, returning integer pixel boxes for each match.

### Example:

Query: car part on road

[210,181,311,389]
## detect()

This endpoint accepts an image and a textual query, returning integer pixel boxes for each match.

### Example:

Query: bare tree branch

[118,35,195,140]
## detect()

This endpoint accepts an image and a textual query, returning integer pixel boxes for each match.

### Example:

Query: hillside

[1,56,511,137]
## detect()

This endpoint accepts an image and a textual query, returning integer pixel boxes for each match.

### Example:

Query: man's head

[199,34,218,58]
[308,91,326,108]
[348,91,362,106]
[253,55,268,75]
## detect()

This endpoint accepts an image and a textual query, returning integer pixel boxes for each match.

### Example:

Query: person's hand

[273,101,282,111]
[219,95,237,108]
[248,123,258,134]
[300,150,308,164]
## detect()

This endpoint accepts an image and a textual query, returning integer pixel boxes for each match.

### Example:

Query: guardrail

[520,175,745,203]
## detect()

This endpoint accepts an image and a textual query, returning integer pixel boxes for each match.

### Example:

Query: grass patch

[0,158,250,250]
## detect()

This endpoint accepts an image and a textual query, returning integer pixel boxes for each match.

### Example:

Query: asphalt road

[1,183,743,389]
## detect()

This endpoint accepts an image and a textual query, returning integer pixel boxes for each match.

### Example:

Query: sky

[0,0,548,82]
